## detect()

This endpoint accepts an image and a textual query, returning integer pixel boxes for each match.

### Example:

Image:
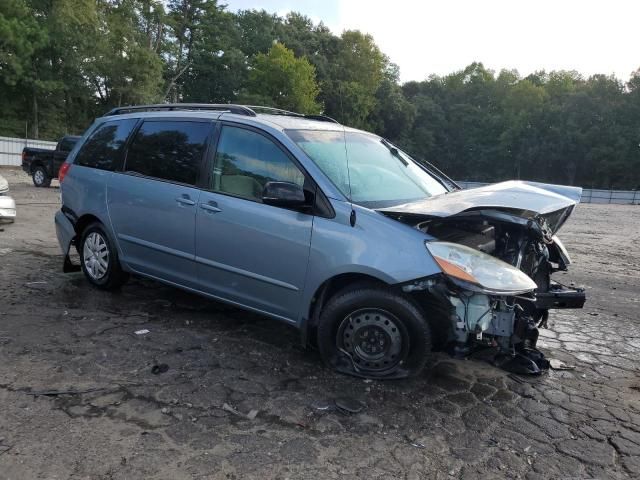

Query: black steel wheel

[317,284,431,379]
[337,308,409,375]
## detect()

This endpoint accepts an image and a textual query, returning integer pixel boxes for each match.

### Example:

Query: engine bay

[386,207,586,375]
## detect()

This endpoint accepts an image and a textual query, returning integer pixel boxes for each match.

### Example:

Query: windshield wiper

[380,139,408,166]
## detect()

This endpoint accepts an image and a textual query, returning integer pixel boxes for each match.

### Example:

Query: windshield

[286,129,448,207]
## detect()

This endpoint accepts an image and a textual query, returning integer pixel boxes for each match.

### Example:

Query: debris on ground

[404,435,426,449]
[134,329,150,335]
[549,359,576,370]
[222,402,260,420]
[26,387,107,397]
[151,364,169,374]
[335,397,366,414]
[310,399,333,411]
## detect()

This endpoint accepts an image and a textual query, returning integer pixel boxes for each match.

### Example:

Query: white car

[0,174,16,222]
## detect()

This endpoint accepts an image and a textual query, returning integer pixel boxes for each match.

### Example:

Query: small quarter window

[75,120,137,171]
[125,120,210,186]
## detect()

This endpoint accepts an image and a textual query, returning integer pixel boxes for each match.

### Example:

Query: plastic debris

[549,359,576,370]
[404,435,426,448]
[310,399,333,411]
[335,397,365,414]
[151,364,169,374]
[222,402,259,420]
[134,329,150,335]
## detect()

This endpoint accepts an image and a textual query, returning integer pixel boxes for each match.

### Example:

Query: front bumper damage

[404,274,584,375]
[385,181,587,375]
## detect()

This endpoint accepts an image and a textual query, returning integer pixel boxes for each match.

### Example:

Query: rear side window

[75,120,137,171]
[212,126,305,201]
[125,120,210,186]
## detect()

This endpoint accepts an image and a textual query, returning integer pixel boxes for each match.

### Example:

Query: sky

[223,0,639,83]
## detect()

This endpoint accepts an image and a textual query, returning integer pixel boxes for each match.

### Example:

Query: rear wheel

[79,222,128,290]
[32,166,51,187]
[317,285,432,379]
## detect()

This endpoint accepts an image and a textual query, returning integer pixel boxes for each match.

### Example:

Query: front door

[107,119,212,289]
[195,124,313,322]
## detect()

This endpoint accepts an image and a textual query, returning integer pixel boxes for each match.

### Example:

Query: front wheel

[317,285,432,379]
[79,222,128,290]
[32,166,51,187]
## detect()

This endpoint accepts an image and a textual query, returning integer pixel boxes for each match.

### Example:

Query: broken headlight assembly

[425,241,537,295]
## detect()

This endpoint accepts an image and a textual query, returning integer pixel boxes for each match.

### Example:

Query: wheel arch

[30,159,45,173]
[302,272,391,347]
[74,213,103,237]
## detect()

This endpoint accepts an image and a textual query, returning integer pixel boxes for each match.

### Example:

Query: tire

[32,166,51,188]
[79,222,129,290]
[317,284,432,379]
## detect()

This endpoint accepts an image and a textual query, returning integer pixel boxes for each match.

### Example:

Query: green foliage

[240,42,320,114]
[322,30,387,129]
[0,1,638,189]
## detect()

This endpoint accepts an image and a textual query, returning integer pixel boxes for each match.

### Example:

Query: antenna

[339,84,356,227]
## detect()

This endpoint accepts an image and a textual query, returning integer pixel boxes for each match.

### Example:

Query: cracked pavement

[1,168,639,479]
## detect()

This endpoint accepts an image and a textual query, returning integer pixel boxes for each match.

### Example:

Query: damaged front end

[385,181,586,374]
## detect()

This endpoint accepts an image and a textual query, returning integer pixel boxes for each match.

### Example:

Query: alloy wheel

[83,232,109,280]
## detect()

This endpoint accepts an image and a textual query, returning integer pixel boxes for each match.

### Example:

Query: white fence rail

[0,136,57,166]
[456,181,640,205]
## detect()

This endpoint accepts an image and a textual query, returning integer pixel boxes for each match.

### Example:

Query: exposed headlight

[425,241,537,295]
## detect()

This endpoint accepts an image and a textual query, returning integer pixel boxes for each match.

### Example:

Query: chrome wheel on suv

[79,222,129,290]
[82,232,109,280]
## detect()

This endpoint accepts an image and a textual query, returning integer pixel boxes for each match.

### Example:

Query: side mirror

[262,181,308,208]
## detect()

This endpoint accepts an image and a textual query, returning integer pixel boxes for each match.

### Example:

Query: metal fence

[0,136,57,166]
[456,181,639,205]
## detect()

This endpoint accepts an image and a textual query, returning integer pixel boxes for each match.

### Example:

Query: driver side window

[212,126,304,202]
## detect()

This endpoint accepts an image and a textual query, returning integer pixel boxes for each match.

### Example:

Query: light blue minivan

[55,104,585,378]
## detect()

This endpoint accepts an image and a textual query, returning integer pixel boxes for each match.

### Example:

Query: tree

[323,30,387,128]
[240,42,320,114]
[182,5,245,103]
[0,0,47,136]
[82,1,164,110]
[1,3,639,190]
[165,0,217,101]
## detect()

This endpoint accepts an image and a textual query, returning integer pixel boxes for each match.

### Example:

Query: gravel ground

[1,167,639,480]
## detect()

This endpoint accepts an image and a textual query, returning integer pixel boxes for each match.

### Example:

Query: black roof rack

[105,103,257,117]
[303,114,340,124]
[104,103,341,124]
[247,106,340,124]
[246,105,303,117]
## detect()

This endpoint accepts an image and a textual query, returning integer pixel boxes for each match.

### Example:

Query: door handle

[175,195,195,206]
[200,201,221,213]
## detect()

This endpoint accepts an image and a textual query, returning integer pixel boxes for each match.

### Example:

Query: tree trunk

[32,89,39,139]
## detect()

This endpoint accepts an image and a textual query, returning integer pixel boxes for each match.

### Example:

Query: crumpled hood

[378,180,582,234]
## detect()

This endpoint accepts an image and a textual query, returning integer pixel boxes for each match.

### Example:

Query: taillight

[21,151,26,162]
[58,163,71,183]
